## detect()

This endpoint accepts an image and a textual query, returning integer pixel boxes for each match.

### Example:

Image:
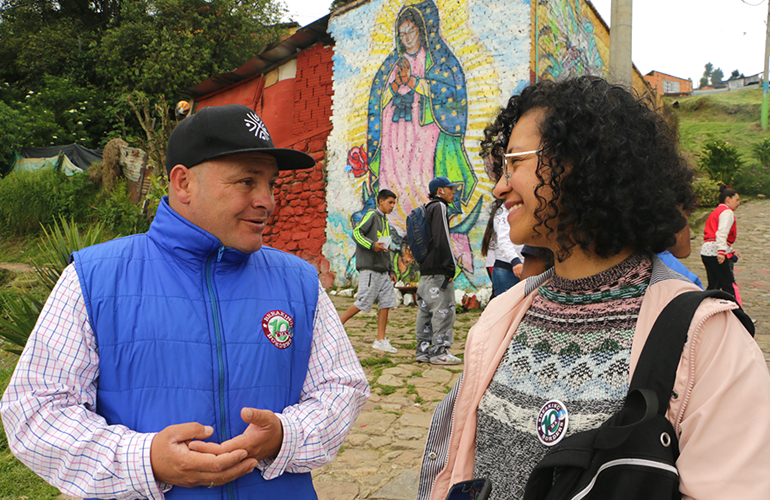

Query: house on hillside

[184,0,658,290]
[644,71,693,96]
[727,73,761,91]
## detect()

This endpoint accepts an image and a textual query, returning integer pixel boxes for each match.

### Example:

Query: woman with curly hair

[417,77,770,500]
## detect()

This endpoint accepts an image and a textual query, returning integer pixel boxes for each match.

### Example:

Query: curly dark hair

[480,76,695,260]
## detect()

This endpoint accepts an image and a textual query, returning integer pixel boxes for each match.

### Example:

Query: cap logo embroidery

[262,310,294,349]
[245,111,270,141]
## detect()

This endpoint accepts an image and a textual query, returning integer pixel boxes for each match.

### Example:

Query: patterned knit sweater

[474,253,652,500]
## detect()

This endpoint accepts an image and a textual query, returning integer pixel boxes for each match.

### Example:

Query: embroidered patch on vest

[262,310,294,349]
[537,399,569,446]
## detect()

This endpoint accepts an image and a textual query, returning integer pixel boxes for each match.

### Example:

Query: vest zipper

[206,247,235,500]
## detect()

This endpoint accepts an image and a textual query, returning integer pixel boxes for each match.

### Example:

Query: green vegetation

[0,217,105,354]
[692,177,721,207]
[359,357,396,368]
[697,140,743,185]
[376,385,399,396]
[0,0,288,168]
[667,86,770,197]
[0,169,98,236]
[668,88,763,162]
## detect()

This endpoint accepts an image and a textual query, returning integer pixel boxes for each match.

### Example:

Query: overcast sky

[281,0,768,84]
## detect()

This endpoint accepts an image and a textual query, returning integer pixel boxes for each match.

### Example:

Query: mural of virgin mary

[362,0,480,275]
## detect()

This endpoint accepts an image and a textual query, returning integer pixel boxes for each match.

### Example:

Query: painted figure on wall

[536,0,605,81]
[350,0,480,281]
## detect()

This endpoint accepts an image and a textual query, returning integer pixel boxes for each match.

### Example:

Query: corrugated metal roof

[184,14,332,99]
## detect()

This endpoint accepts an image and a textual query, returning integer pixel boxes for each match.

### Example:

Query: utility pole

[762,0,770,131]
[609,0,633,88]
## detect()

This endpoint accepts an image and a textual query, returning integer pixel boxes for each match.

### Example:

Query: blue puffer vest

[72,198,319,500]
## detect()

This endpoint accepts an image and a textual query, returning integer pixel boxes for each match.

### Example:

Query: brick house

[644,70,693,96]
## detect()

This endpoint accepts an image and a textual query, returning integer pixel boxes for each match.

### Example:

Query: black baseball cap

[165,104,316,174]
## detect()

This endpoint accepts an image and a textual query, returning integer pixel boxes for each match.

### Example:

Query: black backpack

[523,290,754,500]
[406,204,431,263]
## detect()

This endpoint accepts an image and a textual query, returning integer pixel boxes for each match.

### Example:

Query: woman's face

[399,19,421,54]
[492,109,554,250]
[725,193,741,211]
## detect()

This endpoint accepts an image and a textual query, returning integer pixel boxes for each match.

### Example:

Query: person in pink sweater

[418,77,770,500]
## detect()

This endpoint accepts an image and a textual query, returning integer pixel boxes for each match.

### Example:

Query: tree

[711,67,724,87]
[94,0,286,101]
[0,0,288,155]
[703,62,714,80]
[730,69,741,80]
[699,77,709,89]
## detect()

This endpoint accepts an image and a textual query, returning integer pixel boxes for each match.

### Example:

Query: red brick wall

[644,72,693,95]
[263,43,335,288]
[292,44,334,136]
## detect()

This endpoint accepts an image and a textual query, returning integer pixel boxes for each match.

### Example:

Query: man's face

[185,153,279,254]
[378,196,397,214]
[437,185,456,203]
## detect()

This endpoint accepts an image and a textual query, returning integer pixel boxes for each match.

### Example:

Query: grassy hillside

[666,87,766,164]
[665,86,770,196]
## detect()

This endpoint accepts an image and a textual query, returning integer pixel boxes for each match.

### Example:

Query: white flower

[77,121,83,125]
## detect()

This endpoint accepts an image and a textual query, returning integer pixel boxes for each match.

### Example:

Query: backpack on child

[522,290,754,500]
[406,203,431,263]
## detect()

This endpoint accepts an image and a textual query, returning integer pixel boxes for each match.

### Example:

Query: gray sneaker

[415,354,430,363]
[430,352,462,365]
[372,338,398,353]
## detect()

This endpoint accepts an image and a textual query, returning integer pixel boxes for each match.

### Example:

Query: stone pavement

[314,198,770,500]
[313,296,475,500]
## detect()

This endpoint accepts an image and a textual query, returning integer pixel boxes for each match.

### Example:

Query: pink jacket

[420,264,770,500]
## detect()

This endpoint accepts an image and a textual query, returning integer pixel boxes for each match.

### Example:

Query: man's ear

[169,165,194,205]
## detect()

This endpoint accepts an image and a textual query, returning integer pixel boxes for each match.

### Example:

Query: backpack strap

[629,290,750,416]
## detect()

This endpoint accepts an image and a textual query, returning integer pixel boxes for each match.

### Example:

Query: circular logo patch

[536,399,569,446]
[262,310,294,349]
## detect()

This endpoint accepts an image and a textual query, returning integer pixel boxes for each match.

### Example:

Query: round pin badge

[262,310,294,349]
[536,399,569,446]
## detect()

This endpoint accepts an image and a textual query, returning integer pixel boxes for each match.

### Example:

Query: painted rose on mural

[350,0,480,280]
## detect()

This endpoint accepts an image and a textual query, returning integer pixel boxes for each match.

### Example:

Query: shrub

[95,178,150,236]
[0,169,98,236]
[751,138,770,168]
[733,164,770,196]
[692,177,720,207]
[697,139,743,185]
[0,218,104,354]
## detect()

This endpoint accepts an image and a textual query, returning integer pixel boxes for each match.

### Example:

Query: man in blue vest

[1,105,370,499]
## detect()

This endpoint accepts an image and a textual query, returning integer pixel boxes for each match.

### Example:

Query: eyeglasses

[498,149,541,181]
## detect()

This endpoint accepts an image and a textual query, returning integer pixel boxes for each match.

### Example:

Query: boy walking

[415,177,462,365]
[340,189,399,353]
